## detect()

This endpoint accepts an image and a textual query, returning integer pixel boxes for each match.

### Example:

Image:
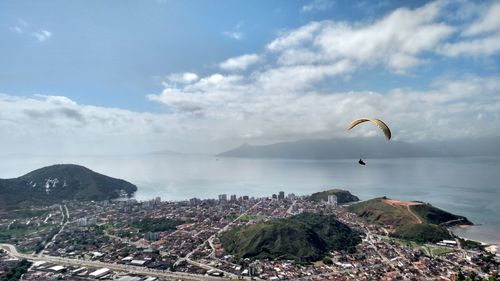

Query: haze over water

[1,154,498,246]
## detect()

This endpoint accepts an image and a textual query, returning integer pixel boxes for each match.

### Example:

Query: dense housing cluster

[0,192,498,280]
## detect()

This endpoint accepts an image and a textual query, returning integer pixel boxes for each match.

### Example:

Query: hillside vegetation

[309,189,359,204]
[347,198,416,227]
[410,204,472,226]
[391,223,451,243]
[0,164,137,209]
[347,197,470,243]
[220,213,361,262]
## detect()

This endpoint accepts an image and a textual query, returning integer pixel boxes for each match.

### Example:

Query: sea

[1,154,499,247]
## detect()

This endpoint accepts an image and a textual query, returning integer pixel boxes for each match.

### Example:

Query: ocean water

[1,154,499,246]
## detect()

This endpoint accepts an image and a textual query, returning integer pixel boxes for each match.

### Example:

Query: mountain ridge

[218,136,500,159]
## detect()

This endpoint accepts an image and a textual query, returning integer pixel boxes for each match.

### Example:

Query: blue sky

[0,0,499,154]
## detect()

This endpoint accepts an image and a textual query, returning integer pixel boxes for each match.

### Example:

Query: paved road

[178,201,263,280]
[0,243,232,281]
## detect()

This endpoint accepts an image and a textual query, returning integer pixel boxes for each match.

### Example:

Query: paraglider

[348,118,392,165]
[347,118,391,140]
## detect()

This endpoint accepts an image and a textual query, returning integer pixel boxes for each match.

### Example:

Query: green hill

[346,198,415,227]
[347,197,471,243]
[0,164,137,209]
[410,203,472,226]
[220,213,361,262]
[309,189,359,204]
[391,223,451,243]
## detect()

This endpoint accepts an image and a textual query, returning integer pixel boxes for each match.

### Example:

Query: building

[272,194,277,200]
[328,195,338,207]
[242,195,249,201]
[147,232,160,241]
[230,194,237,201]
[218,194,227,202]
[278,191,285,200]
[288,193,296,200]
[189,198,200,205]
[78,217,87,227]
[89,268,110,279]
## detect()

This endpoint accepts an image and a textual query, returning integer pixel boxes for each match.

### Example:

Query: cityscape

[1,190,498,280]
[1,0,500,280]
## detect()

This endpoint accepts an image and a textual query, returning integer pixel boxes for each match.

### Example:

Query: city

[1,191,498,280]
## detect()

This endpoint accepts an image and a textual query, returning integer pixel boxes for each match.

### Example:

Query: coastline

[451,224,498,255]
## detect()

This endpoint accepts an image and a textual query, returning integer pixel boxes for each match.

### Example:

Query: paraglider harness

[358,158,366,165]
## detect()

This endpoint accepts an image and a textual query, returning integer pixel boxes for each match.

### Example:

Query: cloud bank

[1,1,500,155]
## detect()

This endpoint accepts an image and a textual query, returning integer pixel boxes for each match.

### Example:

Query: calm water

[1,155,499,246]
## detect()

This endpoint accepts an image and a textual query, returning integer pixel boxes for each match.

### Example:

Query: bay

[0,154,499,246]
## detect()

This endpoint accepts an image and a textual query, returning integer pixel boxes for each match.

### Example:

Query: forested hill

[220,213,361,262]
[0,164,137,209]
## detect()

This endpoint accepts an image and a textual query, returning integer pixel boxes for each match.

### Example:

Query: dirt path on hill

[406,205,422,224]
[383,199,423,224]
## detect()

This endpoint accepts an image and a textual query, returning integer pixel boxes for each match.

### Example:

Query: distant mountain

[309,189,360,204]
[0,164,137,209]
[147,149,184,156]
[218,136,500,159]
[220,213,361,262]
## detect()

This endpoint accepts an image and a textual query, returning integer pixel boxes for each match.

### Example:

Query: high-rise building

[147,232,160,241]
[287,193,296,200]
[242,195,249,201]
[278,191,285,200]
[189,198,200,206]
[272,194,277,200]
[88,216,97,225]
[218,194,227,202]
[328,195,338,207]
[78,217,87,227]
[230,194,237,202]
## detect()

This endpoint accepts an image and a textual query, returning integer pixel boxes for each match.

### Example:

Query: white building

[328,195,338,207]
[89,268,110,278]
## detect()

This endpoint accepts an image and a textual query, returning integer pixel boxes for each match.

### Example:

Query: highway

[0,243,233,281]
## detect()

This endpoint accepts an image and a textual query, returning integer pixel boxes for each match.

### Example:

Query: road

[0,243,232,281]
[178,201,263,280]
[38,204,69,257]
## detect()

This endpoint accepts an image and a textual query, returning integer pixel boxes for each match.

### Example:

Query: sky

[0,0,499,155]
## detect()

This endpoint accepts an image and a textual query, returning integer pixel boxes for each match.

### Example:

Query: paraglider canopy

[347,118,391,140]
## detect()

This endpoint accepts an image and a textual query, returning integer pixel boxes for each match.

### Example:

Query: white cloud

[167,72,199,84]
[9,18,30,34]
[439,2,500,57]
[269,1,455,72]
[462,2,500,36]
[3,1,500,155]
[301,0,334,13]
[10,26,23,34]
[222,21,245,40]
[33,29,52,42]
[144,0,500,148]
[148,72,500,144]
[439,35,500,57]
[219,54,261,71]
[222,31,244,40]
